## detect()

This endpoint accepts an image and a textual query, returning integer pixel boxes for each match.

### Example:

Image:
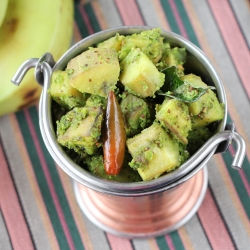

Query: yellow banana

[0,0,8,28]
[0,0,74,116]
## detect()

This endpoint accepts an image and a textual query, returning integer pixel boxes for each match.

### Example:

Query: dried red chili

[103,91,126,175]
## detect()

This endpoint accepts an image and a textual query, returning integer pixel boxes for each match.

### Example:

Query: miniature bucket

[12,26,246,238]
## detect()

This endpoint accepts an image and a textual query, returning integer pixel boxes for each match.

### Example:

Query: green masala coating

[120,92,154,137]
[57,106,103,155]
[51,28,225,182]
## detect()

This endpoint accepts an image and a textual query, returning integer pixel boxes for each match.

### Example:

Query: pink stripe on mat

[106,233,133,250]
[73,21,83,43]
[198,188,235,249]
[114,0,144,25]
[91,1,108,30]
[177,227,193,250]
[208,0,250,98]
[24,110,76,250]
[152,0,171,30]
[165,234,175,250]
[168,0,189,38]
[0,145,34,250]
[79,5,95,35]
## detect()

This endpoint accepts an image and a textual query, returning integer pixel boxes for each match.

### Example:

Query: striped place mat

[0,0,250,249]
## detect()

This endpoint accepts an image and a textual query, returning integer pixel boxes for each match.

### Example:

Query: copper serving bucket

[12,26,246,238]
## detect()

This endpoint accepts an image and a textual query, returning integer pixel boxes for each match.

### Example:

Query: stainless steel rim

[38,26,227,195]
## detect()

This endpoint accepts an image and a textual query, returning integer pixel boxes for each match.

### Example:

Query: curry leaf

[158,66,214,103]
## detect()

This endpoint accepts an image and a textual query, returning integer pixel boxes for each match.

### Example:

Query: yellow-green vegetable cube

[57,106,103,155]
[97,33,125,52]
[120,48,165,98]
[118,28,164,63]
[127,123,181,181]
[120,92,153,137]
[49,70,87,109]
[156,98,191,144]
[183,74,225,128]
[160,43,187,71]
[67,48,120,97]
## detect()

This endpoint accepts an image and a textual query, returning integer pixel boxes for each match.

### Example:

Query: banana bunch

[0,0,74,116]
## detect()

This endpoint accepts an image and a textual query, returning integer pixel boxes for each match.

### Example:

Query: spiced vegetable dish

[49,28,224,182]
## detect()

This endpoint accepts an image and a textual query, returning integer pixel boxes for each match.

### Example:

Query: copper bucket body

[74,167,207,238]
[12,26,246,238]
